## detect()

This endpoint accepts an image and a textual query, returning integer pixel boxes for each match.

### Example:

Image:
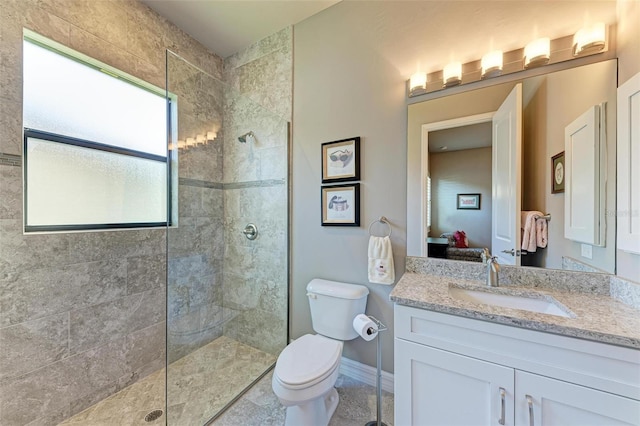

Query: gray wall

[0,1,223,424]
[293,2,407,373]
[430,147,492,249]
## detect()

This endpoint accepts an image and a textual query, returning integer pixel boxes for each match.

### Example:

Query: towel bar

[368,216,392,237]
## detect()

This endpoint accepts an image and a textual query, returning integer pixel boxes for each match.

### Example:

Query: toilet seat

[274,334,342,390]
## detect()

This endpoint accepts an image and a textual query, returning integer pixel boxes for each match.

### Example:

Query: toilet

[272,279,369,426]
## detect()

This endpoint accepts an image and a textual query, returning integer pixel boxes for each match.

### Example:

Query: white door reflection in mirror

[492,84,523,265]
[420,113,494,256]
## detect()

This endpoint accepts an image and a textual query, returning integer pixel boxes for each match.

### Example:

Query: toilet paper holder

[363,315,388,426]
[365,315,387,335]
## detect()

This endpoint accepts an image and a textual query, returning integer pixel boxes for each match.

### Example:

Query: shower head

[238,131,255,143]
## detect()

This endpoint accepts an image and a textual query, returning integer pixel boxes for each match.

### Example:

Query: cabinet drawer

[395,305,640,400]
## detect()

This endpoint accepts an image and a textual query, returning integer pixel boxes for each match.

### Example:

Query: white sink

[448,286,572,318]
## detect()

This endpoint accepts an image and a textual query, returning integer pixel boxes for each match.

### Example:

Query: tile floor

[58,335,394,426]
[59,336,275,426]
[214,372,395,426]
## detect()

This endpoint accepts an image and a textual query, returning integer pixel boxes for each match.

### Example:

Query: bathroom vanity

[390,260,640,426]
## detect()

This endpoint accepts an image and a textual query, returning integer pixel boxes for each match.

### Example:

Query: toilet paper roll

[352,314,378,341]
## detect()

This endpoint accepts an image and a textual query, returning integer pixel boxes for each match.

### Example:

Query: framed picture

[321,137,360,183]
[321,183,360,226]
[551,151,565,194]
[457,193,481,210]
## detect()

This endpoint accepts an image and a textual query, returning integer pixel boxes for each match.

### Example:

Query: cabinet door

[515,371,640,426]
[617,71,640,254]
[395,339,514,426]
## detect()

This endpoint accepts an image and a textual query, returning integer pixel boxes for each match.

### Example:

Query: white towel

[521,211,547,252]
[368,236,395,285]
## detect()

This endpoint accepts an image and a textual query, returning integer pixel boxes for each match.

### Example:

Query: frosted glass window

[22,34,168,232]
[23,40,166,156]
[25,137,167,228]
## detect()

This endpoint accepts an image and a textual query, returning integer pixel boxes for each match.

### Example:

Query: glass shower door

[165,50,288,425]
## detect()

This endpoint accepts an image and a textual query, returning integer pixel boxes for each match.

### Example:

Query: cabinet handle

[526,395,534,426]
[498,388,506,425]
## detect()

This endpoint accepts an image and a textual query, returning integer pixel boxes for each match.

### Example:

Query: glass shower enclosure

[164,51,289,424]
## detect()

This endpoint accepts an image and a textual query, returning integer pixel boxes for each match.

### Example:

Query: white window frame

[22,30,172,233]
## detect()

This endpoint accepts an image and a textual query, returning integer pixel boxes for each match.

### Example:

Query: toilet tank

[306,279,369,340]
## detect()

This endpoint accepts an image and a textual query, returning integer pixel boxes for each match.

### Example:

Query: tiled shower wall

[166,57,226,362]
[0,1,223,424]
[221,29,292,355]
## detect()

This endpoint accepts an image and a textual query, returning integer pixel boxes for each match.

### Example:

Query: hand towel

[536,217,548,248]
[368,236,395,285]
[521,211,544,252]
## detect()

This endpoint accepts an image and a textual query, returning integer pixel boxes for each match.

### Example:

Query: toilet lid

[275,334,342,387]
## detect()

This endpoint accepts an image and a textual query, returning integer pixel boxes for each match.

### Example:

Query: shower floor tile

[59,336,276,426]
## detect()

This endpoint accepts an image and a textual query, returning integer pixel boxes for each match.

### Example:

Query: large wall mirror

[407,59,617,274]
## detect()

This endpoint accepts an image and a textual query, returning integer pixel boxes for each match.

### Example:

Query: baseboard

[339,356,394,394]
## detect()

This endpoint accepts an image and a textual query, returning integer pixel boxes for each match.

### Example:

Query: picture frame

[321,137,360,183]
[457,193,481,210]
[321,183,360,226]
[551,151,565,194]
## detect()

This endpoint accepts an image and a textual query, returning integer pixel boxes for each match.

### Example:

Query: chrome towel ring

[368,216,392,237]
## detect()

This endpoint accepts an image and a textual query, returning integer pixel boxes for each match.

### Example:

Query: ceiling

[141,1,618,78]
[429,122,492,153]
[141,0,340,58]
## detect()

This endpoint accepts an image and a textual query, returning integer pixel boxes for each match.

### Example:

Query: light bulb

[481,50,503,78]
[524,38,550,68]
[573,23,605,56]
[443,62,462,87]
[410,72,427,93]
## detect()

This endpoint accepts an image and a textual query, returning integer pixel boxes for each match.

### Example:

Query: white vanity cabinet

[396,339,515,425]
[394,305,640,426]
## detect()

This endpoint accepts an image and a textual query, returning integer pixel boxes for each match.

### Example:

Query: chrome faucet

[487,256,500,287]
[481,248,491,264]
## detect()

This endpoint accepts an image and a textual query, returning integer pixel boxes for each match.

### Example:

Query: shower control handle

[243,223,258,240]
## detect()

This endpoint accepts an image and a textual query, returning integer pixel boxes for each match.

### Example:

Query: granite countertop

[390,272,640,349]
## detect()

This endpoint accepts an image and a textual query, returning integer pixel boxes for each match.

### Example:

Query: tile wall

[0,0,223,424]
[166,55,226,363]
[221,28,292,355]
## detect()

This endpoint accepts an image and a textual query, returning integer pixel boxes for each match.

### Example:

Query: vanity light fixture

[573,23,606,56]
[186,137,195,148]
[481,50,503,79]
[410,72,427,93]
[207,131,217,141]
[177,140,186,150]
[443,62,462,87]
[407,26,608,99]
[524,37,550,68]
[196,134,206,145]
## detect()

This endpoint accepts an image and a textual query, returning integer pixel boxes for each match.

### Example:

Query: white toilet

[272,279,369,426]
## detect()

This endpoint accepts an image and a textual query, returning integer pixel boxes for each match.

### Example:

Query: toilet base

[284,387,339,426]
